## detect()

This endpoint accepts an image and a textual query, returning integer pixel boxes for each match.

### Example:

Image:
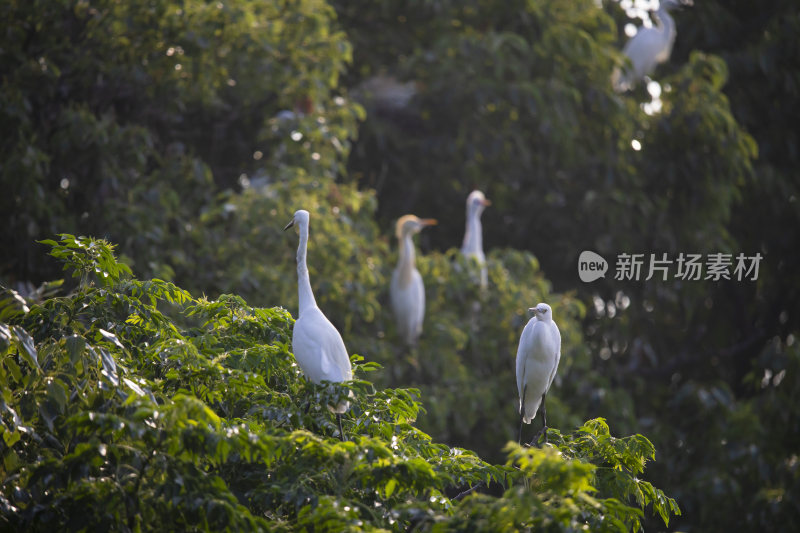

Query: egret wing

[623,28,664,77]
[515,318,539,409]
[390,268,425,345]
[412,269,425,339]
[515,319,533,399]
[293,309,351,383]
[545,321,562,392]
[325,325,352,382]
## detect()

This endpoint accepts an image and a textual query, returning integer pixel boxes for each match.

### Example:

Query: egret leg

[337,413,346,442]
[529,393,548,447]
[541,393,548,443]
[518,385,528,445]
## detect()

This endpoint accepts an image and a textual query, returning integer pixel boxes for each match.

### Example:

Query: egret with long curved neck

[390,215,437,346]
[461,190,491,288]
[284,209,352,440]
[612,0,686,92]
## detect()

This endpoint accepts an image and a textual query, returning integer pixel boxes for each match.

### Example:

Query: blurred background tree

[0,0,361,282]
[1,0,798,530]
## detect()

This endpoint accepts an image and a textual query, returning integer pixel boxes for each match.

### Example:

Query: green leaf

[4,357,22,382]
[47,378,69,414]
[98,347,119,386]
[2,429,20,447]
[0,323,10,352]
[385,478,397,498]
[98,328,125,351]
[65,335,86,364]
[11,325,39,372]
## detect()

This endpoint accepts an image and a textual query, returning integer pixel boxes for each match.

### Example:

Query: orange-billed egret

[461,190,491,288]
[612,0,688,92]
[516,303,561,446]
[390,215,437,346]
[284,209,352,440]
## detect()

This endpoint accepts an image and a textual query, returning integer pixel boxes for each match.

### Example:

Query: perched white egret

[516,303,561,446]
[611,0,687,92]
[461,190,491,288]
[284,209,352,440]
[390,215,437,346]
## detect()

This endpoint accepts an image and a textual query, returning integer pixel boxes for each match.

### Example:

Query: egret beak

[421,218,438,226]
[481,199,491,206]
[528,307,538,315]
[283,219,295,231]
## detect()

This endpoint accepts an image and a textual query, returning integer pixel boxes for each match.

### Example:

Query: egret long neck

[656,6,675,38]
[296,222,318,314]
[396,232,416,287]
[462,210,483,258]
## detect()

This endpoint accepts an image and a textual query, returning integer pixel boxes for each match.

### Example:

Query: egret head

[529,303,553,321]
[659,0,690,11]
[284,209,310,231]
[466,190,491,218]
[396,214,437,239]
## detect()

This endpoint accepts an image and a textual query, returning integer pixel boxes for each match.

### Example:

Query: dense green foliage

[0,236,677,530]
[2,0,798,530]
[0,0,361,281]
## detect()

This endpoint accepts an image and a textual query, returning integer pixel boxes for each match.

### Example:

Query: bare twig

[452,481,485,501]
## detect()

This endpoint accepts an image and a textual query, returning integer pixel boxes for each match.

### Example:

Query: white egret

[611,0,687,92]
[461,190,491,288]
[284,209,352,440]
[516,303,561,446]
[353,74,419,112]
[390,215,437,346]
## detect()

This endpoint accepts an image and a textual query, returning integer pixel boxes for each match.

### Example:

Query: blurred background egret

[461,190,491,289]
[390,214,437,346]
[612,0,691,92]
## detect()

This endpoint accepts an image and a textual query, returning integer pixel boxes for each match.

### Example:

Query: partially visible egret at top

[461,190,491,288]
[611,0,689,93]
[284,209,352,440]
[516,303,561,446]
[390,215,437,346]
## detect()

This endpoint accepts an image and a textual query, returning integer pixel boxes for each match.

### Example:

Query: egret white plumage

[461,190,491,288]
[353,74,419,112]
[516,303,561,446]
[284,209,352,440]
[611,0,687,92]
[390,215,437,346]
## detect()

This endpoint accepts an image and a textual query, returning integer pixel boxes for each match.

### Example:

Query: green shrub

[0,236,677,531]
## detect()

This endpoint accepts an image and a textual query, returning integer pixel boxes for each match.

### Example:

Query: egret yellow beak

[482,198,491,206]
[421,218,438,226]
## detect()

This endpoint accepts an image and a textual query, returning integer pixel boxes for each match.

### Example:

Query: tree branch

[452,481,485,501]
